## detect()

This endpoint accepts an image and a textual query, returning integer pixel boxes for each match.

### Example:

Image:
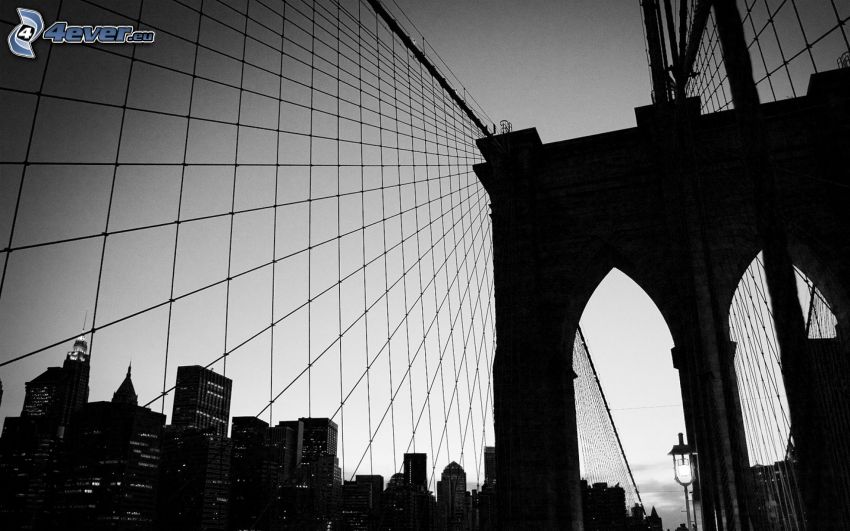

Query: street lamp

[669,432,695,530]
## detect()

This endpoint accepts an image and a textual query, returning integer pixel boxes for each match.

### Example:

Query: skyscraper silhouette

[276,419,304,479]
[158,366,232,530]
[355,474,384,528]
[0,336,92,527]
[484,446,496,487]
[341,478,375,530]
[404,453,427,491]
[21,335,90,438]
[57,367,165,529]
[269,421,301,482]
[300,417,338,465]
[171,365,232,437]
[229,416,293,531]
[581,480,627,531]
[297,418,341,527]
[438,462,469,531]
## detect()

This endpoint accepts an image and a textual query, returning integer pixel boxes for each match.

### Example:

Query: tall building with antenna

[21,335,91,438]
[0,335,92,527]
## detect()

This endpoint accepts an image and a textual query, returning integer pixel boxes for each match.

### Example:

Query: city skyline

[1,344,668,529]
[0,134,818,529]
[1,336,492,491]
[5,336,631,495]
[2,0,847,528]
[0,4,499,508]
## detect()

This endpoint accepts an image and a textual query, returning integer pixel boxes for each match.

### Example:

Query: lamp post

[669,432,695,531]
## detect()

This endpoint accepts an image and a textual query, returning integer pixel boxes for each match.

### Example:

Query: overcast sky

[392,0,653,143]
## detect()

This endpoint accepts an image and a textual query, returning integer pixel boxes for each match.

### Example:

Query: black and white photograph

[0,0,848,529]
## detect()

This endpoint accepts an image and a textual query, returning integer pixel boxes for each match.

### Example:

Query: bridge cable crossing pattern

[0,0,497,492]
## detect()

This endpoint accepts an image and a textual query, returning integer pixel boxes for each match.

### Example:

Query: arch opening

[727,251,842,530]
[729,252,839,465]
[575,267,686,525]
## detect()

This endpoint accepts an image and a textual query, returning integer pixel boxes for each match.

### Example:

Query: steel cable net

[573,331,642,511]
[686,0,850,113]
[728,253,848,529]
[0,0,495,493]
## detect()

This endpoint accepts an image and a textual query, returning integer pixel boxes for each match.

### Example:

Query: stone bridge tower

[473,67,849,529]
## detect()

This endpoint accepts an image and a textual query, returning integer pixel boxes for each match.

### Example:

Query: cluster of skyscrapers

[0,336,501,530]
[0,335,673,530]
[580,481,664,531]
[365,450,498,530]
